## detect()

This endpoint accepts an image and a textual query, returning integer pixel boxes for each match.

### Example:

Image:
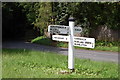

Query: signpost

[48,16,95,71]
[74,37,95,48]
[74,26,82,34]
[48,25,82,35]
[48,25,69,34]
[68,17,75,70]
[52,36,95,48]
[52,35,69,42]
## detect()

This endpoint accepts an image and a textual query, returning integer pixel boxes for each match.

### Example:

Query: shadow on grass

[2,48,31,55]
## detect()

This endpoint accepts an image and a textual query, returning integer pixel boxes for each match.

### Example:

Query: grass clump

[31,36,52,46]
[2,48,118,78]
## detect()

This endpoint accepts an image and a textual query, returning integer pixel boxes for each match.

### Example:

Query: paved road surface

[3,41,118,63]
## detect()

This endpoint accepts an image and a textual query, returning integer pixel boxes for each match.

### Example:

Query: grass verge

[2,48,118,78]
[31,36,118,52]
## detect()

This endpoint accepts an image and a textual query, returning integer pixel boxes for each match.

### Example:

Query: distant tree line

[2,2,120,39]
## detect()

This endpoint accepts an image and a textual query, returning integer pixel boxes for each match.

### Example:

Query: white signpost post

[68,17,75,70]
[48,17,95,71]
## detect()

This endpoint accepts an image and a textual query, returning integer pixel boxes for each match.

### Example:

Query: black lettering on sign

[75,29,81,31]
[57,37,64,39]
[81,44,87,46]
[74,41,77,42]
[75,38,86,41]
[75,43,81,46]
[66,38,67,40]
[80,41,84,43]
[85,42,91,44]
[75,38,79,40]
[54,37,57,39]
[78,29,81,31]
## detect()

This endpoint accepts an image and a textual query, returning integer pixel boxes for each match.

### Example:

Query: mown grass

[31,36,118,52]
[2,48,118,78]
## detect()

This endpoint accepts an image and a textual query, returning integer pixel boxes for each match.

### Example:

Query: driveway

[2,41,118,63]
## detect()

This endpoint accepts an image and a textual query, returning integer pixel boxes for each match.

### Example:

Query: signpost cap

[68,16,75,21]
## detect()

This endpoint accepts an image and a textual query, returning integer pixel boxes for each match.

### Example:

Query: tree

[20,2,52,35]
[3,2,119,39]
[2,2,27,39]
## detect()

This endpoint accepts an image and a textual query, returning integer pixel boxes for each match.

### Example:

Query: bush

[95,40,119,47]
[31,36,52,46]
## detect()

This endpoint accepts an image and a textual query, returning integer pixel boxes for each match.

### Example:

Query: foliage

[31,36,52,46]
[34,2,52,27]
[3,49,118,78]
[52,2,70,25]
[52,2,120,37]
[72,2,120,30]
[2,2,120,38]
[19,2,39,25]
[56,42,68,48]
[19,2,52,35]
[96,40,119,47]
[2,2,27,39]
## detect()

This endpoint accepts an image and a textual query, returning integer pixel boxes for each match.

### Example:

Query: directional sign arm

[74,26,82,34]
[52,35,69,42]
[48,25,69,35]
[74,37,95,48]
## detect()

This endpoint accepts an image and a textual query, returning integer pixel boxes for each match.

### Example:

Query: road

[2,41,118,63]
